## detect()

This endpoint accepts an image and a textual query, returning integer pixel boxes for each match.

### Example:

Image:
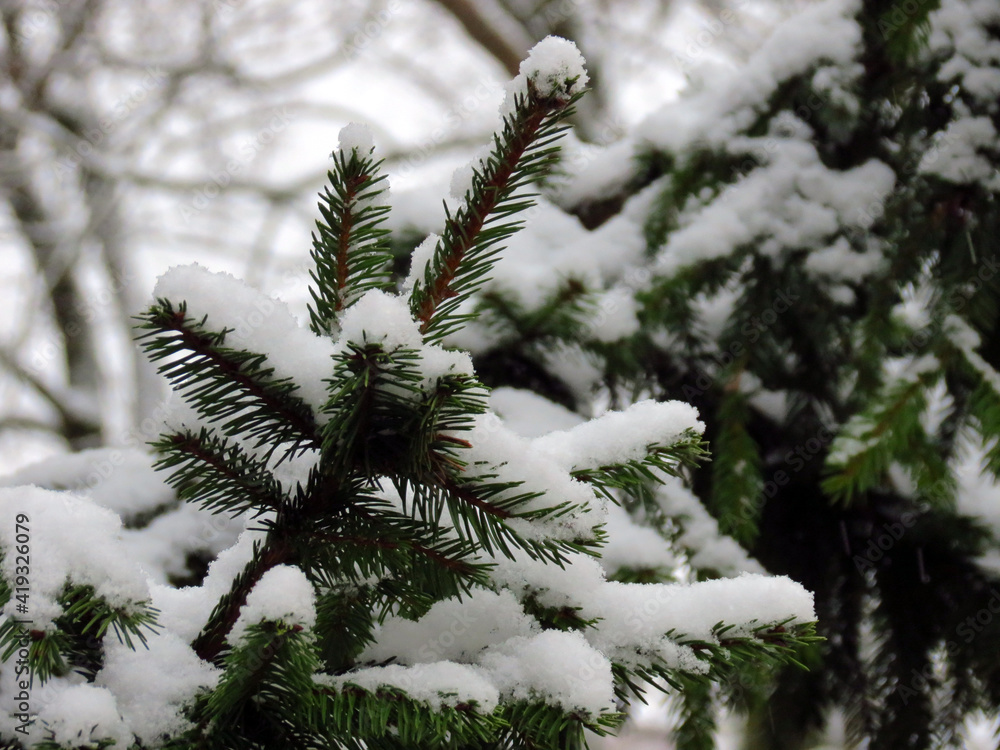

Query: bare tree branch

[431,0,532,76]
[0,348,100,438]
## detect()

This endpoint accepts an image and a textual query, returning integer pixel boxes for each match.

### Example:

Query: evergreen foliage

[441,0,1000,746]
[0,37,818,750]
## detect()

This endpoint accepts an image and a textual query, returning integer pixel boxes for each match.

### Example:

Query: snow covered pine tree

[379,0,1000,746]
[0,39,816,749]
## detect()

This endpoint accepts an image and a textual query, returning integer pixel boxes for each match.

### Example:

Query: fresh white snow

[519,36,589,100]
[338,122,375,155]
[228,564,317,646]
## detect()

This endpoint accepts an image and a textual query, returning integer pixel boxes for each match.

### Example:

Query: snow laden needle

[409,36,589,342]
[0,36,817,750]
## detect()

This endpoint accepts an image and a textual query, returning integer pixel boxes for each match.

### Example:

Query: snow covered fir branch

[370,0,1000,746]
[0,37,819,750]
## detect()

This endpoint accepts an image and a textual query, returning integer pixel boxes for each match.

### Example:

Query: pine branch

[671,677,716,750]
[303,519,491,601]
[431,467,600,565]
[308,145,393,335]
[312,682,500,747]
[611,620,821,706]
[0,583,158,683]
[314,586,375,673]
[192,538,293,664]
[499,701,623,749]
[822,363,953,505]
[409,81,583,342]
[521,596,598,632]
[968,380,1000,476]
[320,337,597,564]
[571,429,708,504]
[201,621,319,738]
[478,278,593,344]
[872,0,937,64]
[137,301,320,462]
[945,315,1000,479]
[152,427,289,517]
[320,343,427,481]
[711,389,763,546]
[320,338,489,484]
[114,33,841,748]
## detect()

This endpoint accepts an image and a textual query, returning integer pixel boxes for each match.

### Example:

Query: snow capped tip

[229,564,317,646]
[520,36,588,100]
[338,289,422,350]
[338,122,375,156]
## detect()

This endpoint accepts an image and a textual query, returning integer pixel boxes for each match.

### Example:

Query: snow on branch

[0,32,825,749]
[408,37,589,342]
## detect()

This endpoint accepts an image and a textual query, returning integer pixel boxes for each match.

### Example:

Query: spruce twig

[308,142,393,335]
[410,80,584,342]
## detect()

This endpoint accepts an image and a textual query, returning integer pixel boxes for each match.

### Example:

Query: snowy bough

[0,39,815,749]
[390,0,1000,745]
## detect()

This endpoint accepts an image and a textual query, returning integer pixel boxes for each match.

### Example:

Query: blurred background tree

[0,0,789,462]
